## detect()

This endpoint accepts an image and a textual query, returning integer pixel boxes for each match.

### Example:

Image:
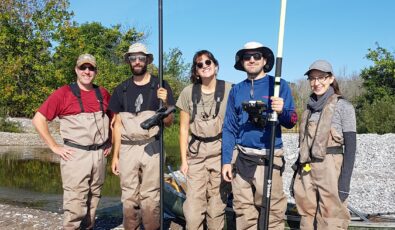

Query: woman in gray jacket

[293,60,357,230]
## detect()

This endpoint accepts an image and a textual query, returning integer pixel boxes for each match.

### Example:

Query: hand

[338,174,351,202]
[180,161,188,176]
[51,145,75,161]
[103,145,112,157]
[110,117,116,131]
[112,157,120,175]
[270,96,284,114]
[338,190,349,202]
[157,87,168,105]
[222,164,233,182]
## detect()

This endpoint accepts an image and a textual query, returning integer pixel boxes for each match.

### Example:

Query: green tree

[356,44,395,133]
[163,48,190,99]
[54,21,145,92]
[357,96,395,134]
[0,0,72,117]
[0,1,190,118]
[359,44,395,103]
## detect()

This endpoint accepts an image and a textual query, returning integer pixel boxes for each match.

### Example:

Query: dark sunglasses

[128,55,147,62]
[242,53,263,61]
[196,59,212,69]
[78,65,96,71]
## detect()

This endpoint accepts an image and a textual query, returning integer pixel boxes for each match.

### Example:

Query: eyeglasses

[308,73,329,83]
[242,53,263,61]
[196,59,212,69]
[128,55,147,63]
[78,65,96,71]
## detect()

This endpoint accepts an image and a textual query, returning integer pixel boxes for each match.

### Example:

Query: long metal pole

[260,0,287,229]
[158,0,164,229]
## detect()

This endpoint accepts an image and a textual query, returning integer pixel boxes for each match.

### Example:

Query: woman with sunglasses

[176,50,233,229]
[292,60,357,229]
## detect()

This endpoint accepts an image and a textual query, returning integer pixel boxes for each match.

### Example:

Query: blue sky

[69,0,394,84]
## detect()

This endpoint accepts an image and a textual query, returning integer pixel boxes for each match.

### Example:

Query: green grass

[0,117,23,133]
[164,119,181,170]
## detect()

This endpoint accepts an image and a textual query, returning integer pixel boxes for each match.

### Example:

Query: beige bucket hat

[124,43,154,64]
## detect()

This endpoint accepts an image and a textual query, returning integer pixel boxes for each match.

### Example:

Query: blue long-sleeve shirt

[222,75,297,164]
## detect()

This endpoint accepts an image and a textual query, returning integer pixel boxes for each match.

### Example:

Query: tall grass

[164,112,181,170]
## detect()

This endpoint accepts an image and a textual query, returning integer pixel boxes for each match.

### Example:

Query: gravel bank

[282,133,395,215]
[1,118,394,229]
[0,117,62,146]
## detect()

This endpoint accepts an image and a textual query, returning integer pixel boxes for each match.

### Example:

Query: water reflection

[0,146,121,213]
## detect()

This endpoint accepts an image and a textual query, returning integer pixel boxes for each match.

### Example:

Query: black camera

[140,106,175,130]
[242,100,268,128]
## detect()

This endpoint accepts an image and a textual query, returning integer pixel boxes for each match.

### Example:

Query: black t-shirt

[108,76,175,113]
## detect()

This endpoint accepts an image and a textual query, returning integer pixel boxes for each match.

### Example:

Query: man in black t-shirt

[108,43,175,230]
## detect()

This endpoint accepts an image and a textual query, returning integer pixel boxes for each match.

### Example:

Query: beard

[131,64,147,76]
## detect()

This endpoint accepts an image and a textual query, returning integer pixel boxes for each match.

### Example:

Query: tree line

[1,0,394,134]
[291,44,395,134]
[0,0,190,118]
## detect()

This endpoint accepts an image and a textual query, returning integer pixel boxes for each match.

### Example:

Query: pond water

[0,146,122,215]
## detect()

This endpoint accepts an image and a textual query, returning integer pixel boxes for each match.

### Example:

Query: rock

[1,119,394,228]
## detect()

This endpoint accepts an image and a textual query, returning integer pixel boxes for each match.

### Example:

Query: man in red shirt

[32,53,112,229]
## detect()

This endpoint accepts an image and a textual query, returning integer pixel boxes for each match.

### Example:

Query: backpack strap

[213,80,225,118]
[69,83,84,113]
[190,83,202,123]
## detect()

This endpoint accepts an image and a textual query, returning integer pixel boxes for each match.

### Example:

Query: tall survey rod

[158,0,164,228]
[259,0,288,229]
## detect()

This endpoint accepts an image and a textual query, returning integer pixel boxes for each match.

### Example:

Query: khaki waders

[119,111,160,230]
[60,112,109,229]
[183,115,228,230]
[232,148,287,230]
[294,100,350,230]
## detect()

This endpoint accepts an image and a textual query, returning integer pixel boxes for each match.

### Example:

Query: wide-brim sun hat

[124,43,154,64]
[234,41,274,72]
[76,53,97,68]
[304,59,334,75]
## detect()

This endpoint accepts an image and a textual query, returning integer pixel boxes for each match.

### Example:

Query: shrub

[0,109,23,133]
[357,96,395,134]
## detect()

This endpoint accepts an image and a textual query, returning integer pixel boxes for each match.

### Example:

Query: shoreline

[1,118,394,229]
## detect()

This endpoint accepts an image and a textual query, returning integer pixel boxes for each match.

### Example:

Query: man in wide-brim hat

[123,42,154,64]
[234,41,275,73]
[108,42,175,229]
[221,41,298,229]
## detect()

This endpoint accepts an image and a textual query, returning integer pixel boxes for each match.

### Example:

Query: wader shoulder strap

[93,85,105,117]
[191,83,202,123]
[69,82,84,112]
[190,79,225,123]
[122,76,157,112]
[214,80,225,118]
[69,83,105,116]
[146,75,158,110]
[122,78,131,111]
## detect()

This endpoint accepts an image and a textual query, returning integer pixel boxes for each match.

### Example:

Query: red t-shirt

[38,85,111,121]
